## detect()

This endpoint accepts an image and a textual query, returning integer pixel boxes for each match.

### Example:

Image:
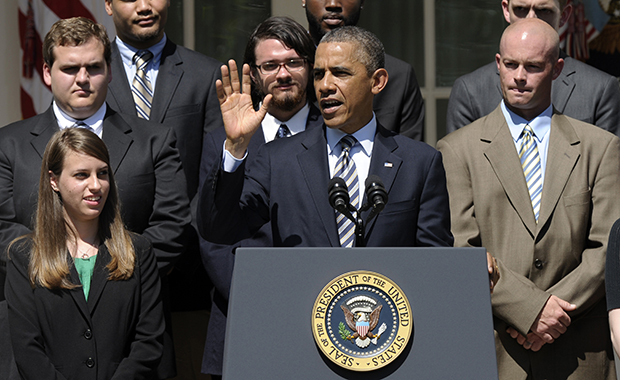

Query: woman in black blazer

[6,128,164,379]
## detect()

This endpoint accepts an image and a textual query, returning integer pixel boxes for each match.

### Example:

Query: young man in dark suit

[199,16,323,378]
[103,1,223,378]
[446,0,620,137]
[0,16,190,377]
[303,0,425,140]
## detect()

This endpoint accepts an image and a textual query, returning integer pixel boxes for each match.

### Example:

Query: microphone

[328,177,355,222]
[364,175,388,222]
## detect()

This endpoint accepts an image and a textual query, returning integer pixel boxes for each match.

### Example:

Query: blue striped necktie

[132,50,154,119]
[334,135,359,247]
[518,125,543,222]
[275,124,291,139]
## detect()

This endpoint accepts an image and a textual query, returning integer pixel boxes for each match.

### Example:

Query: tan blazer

[438,105,620,380]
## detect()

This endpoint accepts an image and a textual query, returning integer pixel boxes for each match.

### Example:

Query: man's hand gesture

[216,59,272,158]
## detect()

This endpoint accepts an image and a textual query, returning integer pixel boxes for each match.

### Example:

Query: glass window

[358,0,425,87]
[194,0,271,64]
[436,0,505,87]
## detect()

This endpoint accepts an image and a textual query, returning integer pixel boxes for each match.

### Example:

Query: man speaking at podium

[198,26,453,249]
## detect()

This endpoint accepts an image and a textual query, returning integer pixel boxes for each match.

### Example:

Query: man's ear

[558,4,572,29]
[552,58,564,80]
[370,68,388,95]
[43,62,52,88]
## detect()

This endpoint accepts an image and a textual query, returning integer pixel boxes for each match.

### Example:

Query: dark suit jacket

[446,55,620,136]
[438,106,620,379]
[0,105,191,292]
[198,104,323,375]
[374,54,425,141]
[198,122,453,249]
[6,235,164,380]
[106,38,222,313]
[107,38,223,199]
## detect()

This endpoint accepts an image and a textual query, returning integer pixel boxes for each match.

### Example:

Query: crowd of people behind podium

[1,1,620,380]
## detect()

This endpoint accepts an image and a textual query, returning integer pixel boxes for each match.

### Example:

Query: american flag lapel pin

[384,162,393,168]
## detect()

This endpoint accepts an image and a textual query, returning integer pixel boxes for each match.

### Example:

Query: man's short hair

[244,16,316,106]
[320,26,385,77]
[43,17,111,68]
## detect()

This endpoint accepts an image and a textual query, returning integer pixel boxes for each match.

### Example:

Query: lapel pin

[384,162,393,168]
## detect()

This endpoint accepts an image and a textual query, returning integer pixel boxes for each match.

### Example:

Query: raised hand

[216,59,272,158]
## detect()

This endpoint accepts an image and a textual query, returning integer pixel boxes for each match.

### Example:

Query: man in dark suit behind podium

[0,17,190,379]
[103,1,223,378]
[303,0,425,140]
[198,26,453,253]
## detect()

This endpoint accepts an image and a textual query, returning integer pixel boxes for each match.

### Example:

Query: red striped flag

[558,0,600,60]
[18,0,115,119]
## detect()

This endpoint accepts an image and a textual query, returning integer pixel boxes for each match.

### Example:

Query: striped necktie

[275,124,291,139]
[518,125,543,222]
[132,50,154,119]
[73,121,93,132]
[334,135,359,247]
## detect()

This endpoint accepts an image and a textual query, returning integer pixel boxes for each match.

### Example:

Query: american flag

[559,0,609,61]
[18,0,115,119]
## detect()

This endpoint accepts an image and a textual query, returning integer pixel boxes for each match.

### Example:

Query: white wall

[1,0,22,126]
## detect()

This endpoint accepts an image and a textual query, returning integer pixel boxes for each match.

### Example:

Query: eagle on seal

[341,303,383,341]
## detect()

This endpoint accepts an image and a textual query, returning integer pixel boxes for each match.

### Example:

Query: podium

[222,247,498,379]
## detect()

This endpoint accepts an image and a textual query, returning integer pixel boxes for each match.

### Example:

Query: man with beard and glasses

[302,0,425,141]
[197,16,323,379]
[103,1,223,379]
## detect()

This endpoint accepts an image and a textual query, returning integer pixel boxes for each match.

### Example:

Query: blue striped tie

[132,50,154,119]
[518,125,543,222]
[334,135,359,247]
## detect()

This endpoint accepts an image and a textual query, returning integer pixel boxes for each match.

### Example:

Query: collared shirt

[326,115,376,202]
[115,34,167,91]
[262,103,310,143]
[500,100,551,187]
[53,101,105,138]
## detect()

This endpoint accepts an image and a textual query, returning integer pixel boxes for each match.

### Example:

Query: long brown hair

[17,128,135,289]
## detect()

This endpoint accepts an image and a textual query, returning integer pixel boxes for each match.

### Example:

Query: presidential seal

[311,271,413,371]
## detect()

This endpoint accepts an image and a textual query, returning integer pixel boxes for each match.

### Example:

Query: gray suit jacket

[446,55,620,137]
[438,106,620,379]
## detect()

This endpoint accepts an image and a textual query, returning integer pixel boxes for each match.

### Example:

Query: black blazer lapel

[86,245,111,314]
[68,256,93,323]
[151,40,183,123]
[108,43,136,116]
[101,108,134,174]
[29,107,60,158]
[297,126,340,246]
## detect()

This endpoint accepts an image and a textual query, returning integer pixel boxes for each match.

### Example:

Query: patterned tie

[518,125,543,222]
[132,50,154,119]
[334,135,359,247]
[275,124,291,139]
[73,121,93,132]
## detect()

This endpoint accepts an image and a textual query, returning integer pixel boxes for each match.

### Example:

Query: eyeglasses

[254,58,306,75]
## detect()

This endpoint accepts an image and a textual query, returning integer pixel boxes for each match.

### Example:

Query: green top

[74,255,97,301]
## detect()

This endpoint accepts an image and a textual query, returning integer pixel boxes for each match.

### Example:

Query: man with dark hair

[446,0,620,136]
[302,0,425,140]
[103,1,224,378]
[198,16,323,378]
[439,18,620,379]
[0,15,190,376]
[198,24,453,267]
